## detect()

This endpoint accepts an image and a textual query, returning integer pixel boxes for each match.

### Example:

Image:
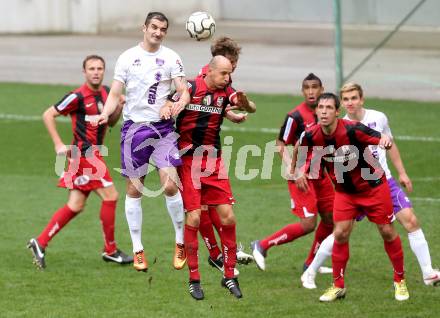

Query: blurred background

[1,0,439,100]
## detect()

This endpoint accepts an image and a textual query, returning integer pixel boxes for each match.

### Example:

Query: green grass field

[0,83,439,317]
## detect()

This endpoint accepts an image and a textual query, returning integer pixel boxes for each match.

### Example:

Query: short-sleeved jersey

[343,109,392,179]
[278,102,317,145]
[300,119,385,193]
[54,83,109,155]
[175,75,237,155]
[114,44,185,123]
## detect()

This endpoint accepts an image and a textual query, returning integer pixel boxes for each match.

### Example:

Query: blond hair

[340,82,363,98]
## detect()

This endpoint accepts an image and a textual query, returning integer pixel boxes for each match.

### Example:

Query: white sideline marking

[1,113,439,142]
[412,197,440,203]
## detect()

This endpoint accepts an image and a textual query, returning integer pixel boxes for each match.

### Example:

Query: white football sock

[309,233,334,273]
[408,228,433,277]
[125,195,143,253]
[165,192,184,244]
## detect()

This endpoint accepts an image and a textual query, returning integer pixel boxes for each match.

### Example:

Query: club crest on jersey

[97,101,104,113]
[368,122,376,128]
[132,58,141,67]
[155,71,162,81]
[202,95,212,106]
[216,96,224,107]
[156,58,165,66]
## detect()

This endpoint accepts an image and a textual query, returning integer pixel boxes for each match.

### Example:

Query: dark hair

[210,37,242,61]
[144,12,169,28]
[302,73,322,87]
[317,92,340,110]
[82,55,105,70]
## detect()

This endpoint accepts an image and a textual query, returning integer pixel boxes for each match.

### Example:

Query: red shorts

[58,155,113,193]
[333,181,393,224]
[178,155,235,212]
[288,175,334,218]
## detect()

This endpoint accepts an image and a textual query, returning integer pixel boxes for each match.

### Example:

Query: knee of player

[186,210,201,227]
[377,224,397,241]
[67,202,85,213]
[301,217,317,233]
[163,183,178,197]
[333,228,350,243]
[107,190,119,202]
[220,213,236,226]
[397,208,420,232]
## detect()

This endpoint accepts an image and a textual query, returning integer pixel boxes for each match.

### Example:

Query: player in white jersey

[94,12,190,272]
[301,82,440,289]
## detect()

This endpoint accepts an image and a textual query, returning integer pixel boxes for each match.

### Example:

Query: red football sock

[260,223,306,251]
[208,205,222,233]
[37,205,78,248]
[185,224,200,281]
[332,241,349,288]
[199,209,222,260]
[100,200,117,254]
[384,235,405,282]
[304,221,333,266]
[220,223,237,279]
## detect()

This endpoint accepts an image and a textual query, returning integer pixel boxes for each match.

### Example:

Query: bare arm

[230,91,256,113]
[170,76,190,116]
[387,142,413,192]
[42,106,68,154]
[225,110,247,123]
[95,80,124,126]
[107,94,125,127]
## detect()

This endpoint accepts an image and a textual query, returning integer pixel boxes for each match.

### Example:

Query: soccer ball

[185,11,216,41]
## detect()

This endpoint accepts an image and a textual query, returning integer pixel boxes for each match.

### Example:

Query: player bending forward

[301,83,440,291]
[296,92,408,302]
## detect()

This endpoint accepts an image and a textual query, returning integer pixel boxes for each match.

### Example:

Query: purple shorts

[120,119,182,178]
[387,177,412,213]
[355,177,412,221]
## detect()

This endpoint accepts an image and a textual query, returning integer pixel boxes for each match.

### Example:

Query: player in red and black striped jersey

[296,93,407,302]
[197,37,256,269]
[251,73,334,274]
[161,55,255,300]
[27,55,132,270]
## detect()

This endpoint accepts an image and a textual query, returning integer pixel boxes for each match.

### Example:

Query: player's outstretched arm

[160,100,173,120]
[107,95,125,127]
[42,106,68,155]
[232,91,256,113]
[171,76,190,117]
[94,80,124,126]
[379,133,393,149]
[387,142,413,192]
[225,110,247,123]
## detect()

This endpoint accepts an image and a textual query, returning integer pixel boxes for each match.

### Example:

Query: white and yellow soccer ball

[185,11,216,41]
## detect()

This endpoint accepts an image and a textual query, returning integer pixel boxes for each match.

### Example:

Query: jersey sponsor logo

[367,122,376,128]
[132,58,141,67]
[85,114,99,122]
[283,117,294,142]
[216,96,224,107]
[185,104,222,114]
[155,58,165,66]
[57,93,78,111]
[148,82,160,104]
